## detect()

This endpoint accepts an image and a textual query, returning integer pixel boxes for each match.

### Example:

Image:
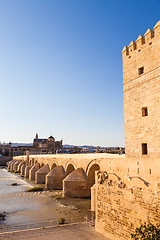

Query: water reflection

[0,169,32,195]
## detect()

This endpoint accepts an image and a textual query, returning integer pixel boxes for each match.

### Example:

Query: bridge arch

[51,163,57,170]
[65,162,76,176]
[40,163,44,168]
[29,158,35,166]
[86,160,100,189]
[35,162,40,169]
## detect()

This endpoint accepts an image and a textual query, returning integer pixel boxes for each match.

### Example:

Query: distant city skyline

[0,0,160,147]
[0,141,124,148]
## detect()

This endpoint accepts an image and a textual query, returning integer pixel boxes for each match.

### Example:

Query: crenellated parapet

[122,20,160,57]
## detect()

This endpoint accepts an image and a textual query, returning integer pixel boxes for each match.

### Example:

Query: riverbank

[0,169,92,233]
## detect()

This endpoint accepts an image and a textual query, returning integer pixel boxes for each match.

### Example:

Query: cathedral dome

[47,135,55,141]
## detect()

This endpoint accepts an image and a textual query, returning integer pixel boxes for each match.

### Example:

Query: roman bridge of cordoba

[7,152,160,240]
[7,153,124,198]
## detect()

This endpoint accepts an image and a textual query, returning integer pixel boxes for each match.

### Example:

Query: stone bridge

[7,153,124,198]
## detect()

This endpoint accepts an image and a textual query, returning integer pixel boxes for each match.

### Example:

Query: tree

[131,222,160,240]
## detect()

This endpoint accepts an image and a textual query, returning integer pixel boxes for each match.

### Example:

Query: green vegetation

[11,183,17,186]
[7,170,19,173]
[27,187,44,192]
[0,213,6,221]
[131,222,160,240]
[55,195,62,200]
[0,166,5,169]
[58,217,65,225]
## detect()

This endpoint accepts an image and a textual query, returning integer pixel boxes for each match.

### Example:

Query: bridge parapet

[13,153,125,175]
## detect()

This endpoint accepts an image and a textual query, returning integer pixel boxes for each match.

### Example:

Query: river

[0,168,92,233]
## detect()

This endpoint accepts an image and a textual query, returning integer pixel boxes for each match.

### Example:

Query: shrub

[27,187,44,192]
[131,222,160,240]
[0,166,5,169]
[11,183,17,186]
[0,213,6,221]
[55,195,62,199]
[58,217,65,225]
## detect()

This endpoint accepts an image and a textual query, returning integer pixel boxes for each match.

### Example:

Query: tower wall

[122,21,160,159]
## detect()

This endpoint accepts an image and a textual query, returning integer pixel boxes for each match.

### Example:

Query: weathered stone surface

[63,168,90,198]
[91,184,96,211]
[10,160,16,171]
[123,20,160,159]
[45,165,65,189]
[13,160,20,171]
[95,173,160,240]
[7,160,14,170]
[35,164,50,184]
[21,164,26,176]
[17,161,24,173]
[25,165,31,178]
[7,160,11,169]
[29,163,40,181]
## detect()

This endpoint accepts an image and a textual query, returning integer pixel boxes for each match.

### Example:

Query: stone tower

[122,20,160,159]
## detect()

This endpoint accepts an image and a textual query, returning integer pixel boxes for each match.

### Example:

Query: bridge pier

[30,158,35,166]
[35,164,50,184]
[45,165,66,189]
[62,168,90,198]
[13,161,19,171]
[29,163,40,181]
[17,161,23,173]
[21,163,26,176]
[9,161,14,171]
[13,161,20,171]
[6,161,9,168]
[10,160,16,171]
[91,184,96,211]
[25,165,31,178]
[7,160,13,170]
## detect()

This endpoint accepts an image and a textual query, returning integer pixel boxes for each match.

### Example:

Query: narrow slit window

[142,107,148,117]
[138,66,144,75]
[142,143,148,155]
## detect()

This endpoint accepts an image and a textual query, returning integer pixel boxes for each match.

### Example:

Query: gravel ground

[0,223,109,240]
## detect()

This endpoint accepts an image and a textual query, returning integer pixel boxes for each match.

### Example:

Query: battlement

[122,20,160,56]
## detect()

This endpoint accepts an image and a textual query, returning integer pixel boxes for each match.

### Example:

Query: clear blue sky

[0,0,159,146]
